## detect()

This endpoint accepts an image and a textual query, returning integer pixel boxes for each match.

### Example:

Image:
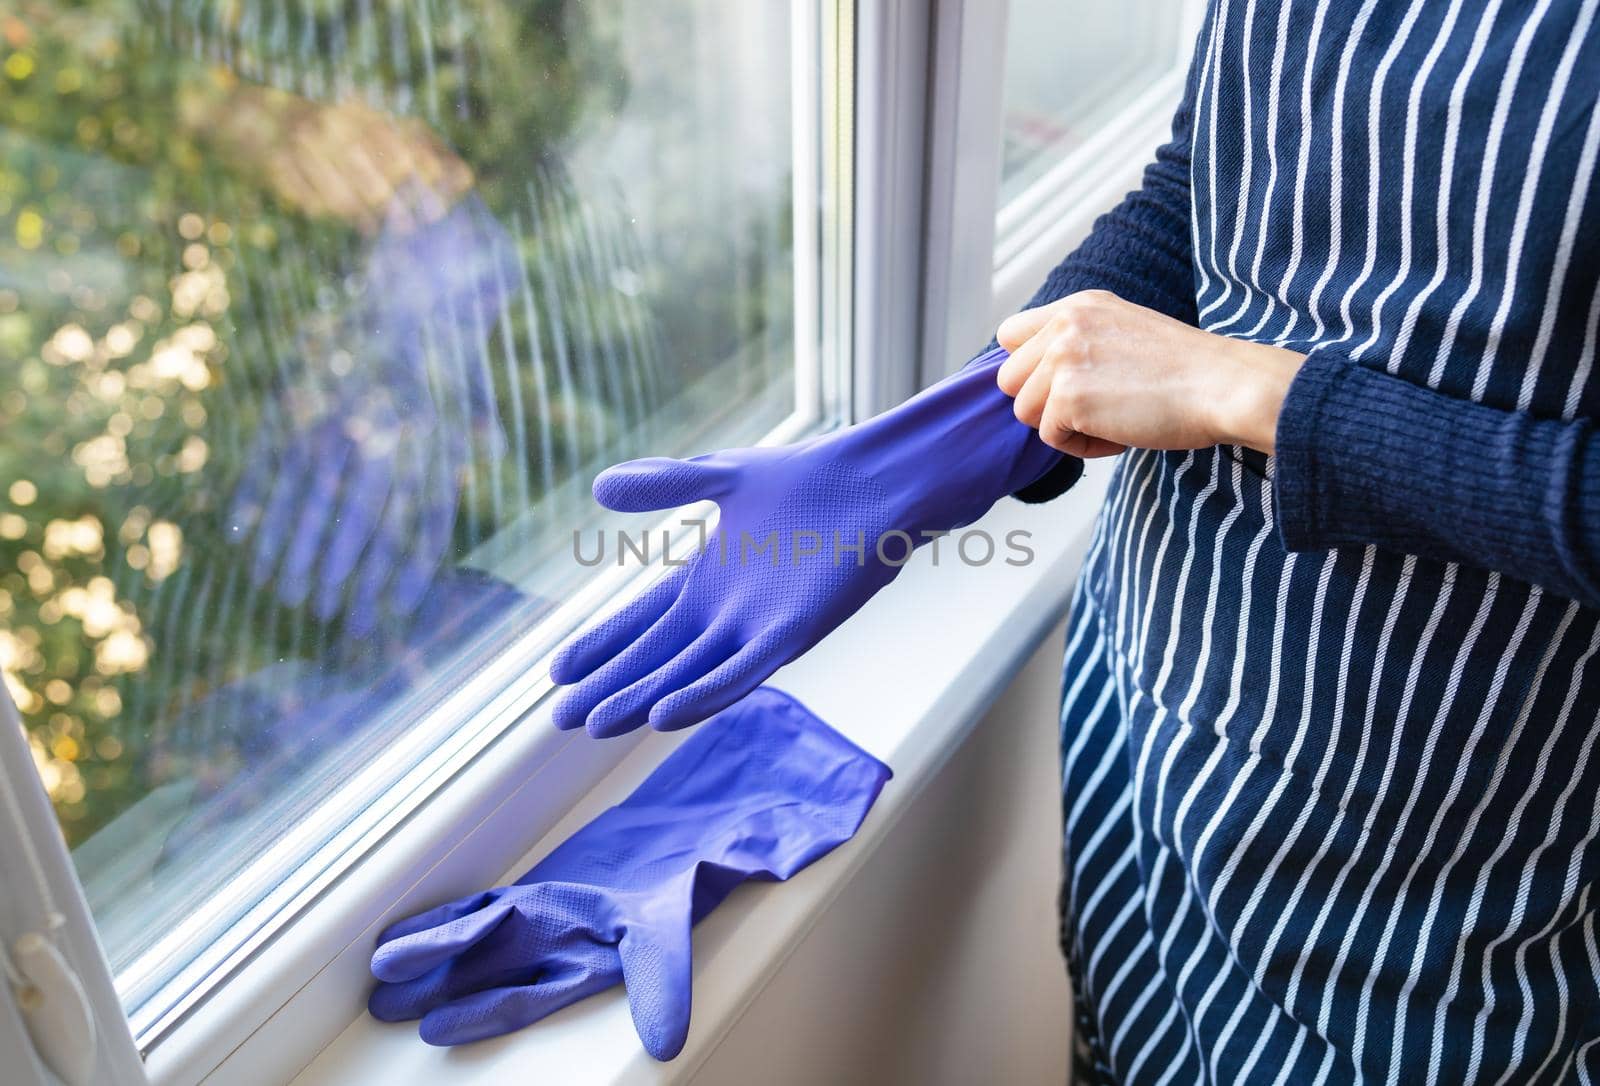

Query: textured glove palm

[368,687,890,1060]
[550,347,1071,736]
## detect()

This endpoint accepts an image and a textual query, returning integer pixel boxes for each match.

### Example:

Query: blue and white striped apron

[1059,1,1600,1082]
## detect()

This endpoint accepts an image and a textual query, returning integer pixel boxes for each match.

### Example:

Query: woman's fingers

[996,303,1056,354]
[995,321,1049,397]
[1057,434,1128,459]
[1011,346,1059,431]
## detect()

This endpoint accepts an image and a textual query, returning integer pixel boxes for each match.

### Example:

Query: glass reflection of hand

[229,191,514,634]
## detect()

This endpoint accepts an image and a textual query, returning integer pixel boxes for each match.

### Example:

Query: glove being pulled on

[550,346,1074,736]
[368,686,891,1059]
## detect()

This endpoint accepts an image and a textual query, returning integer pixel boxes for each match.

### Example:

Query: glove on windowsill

[368,686,891,1060]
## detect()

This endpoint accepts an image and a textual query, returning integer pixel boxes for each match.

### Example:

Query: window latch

[5,921,97,1086]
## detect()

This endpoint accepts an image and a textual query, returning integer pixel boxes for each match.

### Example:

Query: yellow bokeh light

[43,516,104,561]
[9,479,36,506]
[103,322,140,358]
[94,690,121,721]
[177,435,209,473]
[146,521,183,581]
[43,323,93,365]
[129,295,160,323]
[72,433,129,489]
[95,629,149,675]
[15,208,42,249]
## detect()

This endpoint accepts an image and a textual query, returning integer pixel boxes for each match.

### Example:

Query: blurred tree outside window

[0,0,801,1006]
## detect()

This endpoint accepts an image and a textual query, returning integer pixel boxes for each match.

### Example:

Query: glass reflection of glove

[549,347,1073,736]
[154,567,530,864]
[367,687,891,1060]
[228,192,512,633]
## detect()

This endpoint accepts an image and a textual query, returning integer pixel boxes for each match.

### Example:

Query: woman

[995,0,1600,1081]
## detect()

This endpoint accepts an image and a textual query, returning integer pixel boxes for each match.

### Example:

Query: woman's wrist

[1211,338,1305,456]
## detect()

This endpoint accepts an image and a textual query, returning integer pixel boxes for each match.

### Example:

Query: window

[2,0,836,1053]
[2,0,1190,1079]
[996,0,1185,208]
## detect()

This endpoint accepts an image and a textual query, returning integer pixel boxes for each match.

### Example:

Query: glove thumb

[593,456,732,513]
[616,916,693,1060]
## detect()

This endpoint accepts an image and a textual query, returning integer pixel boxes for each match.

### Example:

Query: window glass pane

[2,0,812,1026]
[997,0,1183,205]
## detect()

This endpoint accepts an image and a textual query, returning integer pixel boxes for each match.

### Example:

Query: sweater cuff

[1271,346,1351,551]
[1272,346,1586,584]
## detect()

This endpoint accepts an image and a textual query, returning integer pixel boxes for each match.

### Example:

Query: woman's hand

[995,290,1306,458]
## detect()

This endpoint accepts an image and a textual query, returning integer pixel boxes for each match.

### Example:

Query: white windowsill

[284,459,1111,1086]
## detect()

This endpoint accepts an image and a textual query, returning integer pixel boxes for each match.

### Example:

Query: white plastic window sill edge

[281,459,1112,1086]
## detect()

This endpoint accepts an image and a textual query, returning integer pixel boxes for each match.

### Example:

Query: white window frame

[1,690,145,1086]
[922,0,1206,377]
[0,1,1203,1082]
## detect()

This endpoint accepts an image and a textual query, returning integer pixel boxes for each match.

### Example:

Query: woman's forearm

[1273,347,1600,609]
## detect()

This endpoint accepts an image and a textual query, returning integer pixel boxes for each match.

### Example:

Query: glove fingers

[549,566,690,691]
[250,433,316,589]
[416,967,618,1046]
[315,439,395,622]
[374,890,501,947]
[617,921,693,1061]
[370,900,513,983]
[370,972,463,1024]
[278,426,352,607]
[646,629,792,732]
[551,594,705,735]
[370,914,592,1023]
[227,422,278,542]
[348,464,417,636]
[584,626,739,739]
[592,456,731,513]
[390,445,460,616]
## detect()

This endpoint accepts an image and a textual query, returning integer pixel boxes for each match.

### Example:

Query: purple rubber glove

[367,687,890,1060]
[228,190,511,632]
[549,347,1069,736]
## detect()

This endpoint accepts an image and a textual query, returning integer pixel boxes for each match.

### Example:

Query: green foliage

[0,0,632,845]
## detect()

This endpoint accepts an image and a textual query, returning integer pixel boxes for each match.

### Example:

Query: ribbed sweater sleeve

[1002,72,1200,504]
[1274,346,1600,610]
